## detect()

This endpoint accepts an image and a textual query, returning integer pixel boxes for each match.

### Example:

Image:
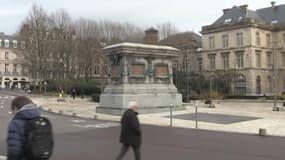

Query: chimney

[144,27,159,44]
[271,1,276,8]
[240,5,248,13]
[223,8,230,15]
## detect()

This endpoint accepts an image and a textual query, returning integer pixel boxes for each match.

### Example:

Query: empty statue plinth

[97,42,183,115]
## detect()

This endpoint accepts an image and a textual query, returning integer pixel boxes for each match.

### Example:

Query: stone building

[159,32,202,73]
[0,33,30,89]
[201,2,285,95]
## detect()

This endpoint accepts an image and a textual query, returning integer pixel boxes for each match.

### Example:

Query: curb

[39,105,120,123]
[0,90,23,97]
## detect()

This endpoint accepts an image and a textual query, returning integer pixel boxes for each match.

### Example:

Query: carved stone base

[98,90,182,115]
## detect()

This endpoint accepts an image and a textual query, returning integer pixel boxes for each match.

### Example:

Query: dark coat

[7,104,40,160]
[119,109,141,146]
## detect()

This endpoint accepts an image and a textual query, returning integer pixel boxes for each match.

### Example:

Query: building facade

[0,33,30,89]
[201,2,285,95]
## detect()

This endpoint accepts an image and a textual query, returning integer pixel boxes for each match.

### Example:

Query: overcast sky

[1,0,285,35]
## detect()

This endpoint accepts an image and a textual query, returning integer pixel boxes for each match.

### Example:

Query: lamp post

[43,81,47,95]
[272,39,278,111]
[210,76,213,107]
[209,75,215,108]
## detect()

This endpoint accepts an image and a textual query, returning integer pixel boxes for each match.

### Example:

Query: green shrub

[279,94,285,100]
[212,91,221,99]
[205,100,211,104]
[45,79,102,95]
[189,92,200,100]
[91,94,100,102]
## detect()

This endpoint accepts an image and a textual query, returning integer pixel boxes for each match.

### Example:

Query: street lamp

[209,75,215,108]
[271,38,278,111]
[44,81,47,95]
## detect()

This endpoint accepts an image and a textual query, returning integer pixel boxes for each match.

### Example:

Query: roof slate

[211,4,285,26]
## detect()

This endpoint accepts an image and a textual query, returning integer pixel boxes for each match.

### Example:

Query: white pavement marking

[73,122,119,129]
[0,155,6,160]
[8,111,12,114]
[0,106,3,109]
[42,114,57,119]
[72,120,86,123]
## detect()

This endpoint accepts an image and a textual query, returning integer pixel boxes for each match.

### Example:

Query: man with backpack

[7,96,54,160]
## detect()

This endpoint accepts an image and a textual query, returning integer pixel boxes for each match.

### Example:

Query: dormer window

[4,39,9,48]
[13,40,17,48]
[224,18,232,24]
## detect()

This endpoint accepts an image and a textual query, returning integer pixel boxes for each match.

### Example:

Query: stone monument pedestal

[98,42,183,115]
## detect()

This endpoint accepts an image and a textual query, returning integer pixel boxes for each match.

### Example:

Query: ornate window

[266,52,272,68]
[4,39,9,48]
[222,34,228,48]
[221,53,229,69]
[256,76,261,94]
[236,32,243,47]
[236,52,244,68]
[234,75,246,95]
[256,32,260,46]
[266,33,271,48]
[209,36,215,49]
[256,51,261,68]
[13,40,17,48]
[208,54,216,70]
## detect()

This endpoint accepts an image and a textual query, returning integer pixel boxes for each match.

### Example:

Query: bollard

[48,108,53,112]
[195,101,198,129]
[259,128,267,136]
[93,115,97,119]
[170,104,173,127]
[59,110,63,114]
[72,112,77,117]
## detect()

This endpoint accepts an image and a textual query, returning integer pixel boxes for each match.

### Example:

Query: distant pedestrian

[116,101,141,160]
[80,88,85,99]
[72,88,76,100]
[7,96,54,160]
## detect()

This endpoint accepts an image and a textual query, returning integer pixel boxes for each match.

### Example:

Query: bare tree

[156,22,179,40]
[18,4,51,90]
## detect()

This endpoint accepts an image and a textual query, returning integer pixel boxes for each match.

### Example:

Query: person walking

[7,96,54,160]
[116,101,141,160]
[72,88,76,100]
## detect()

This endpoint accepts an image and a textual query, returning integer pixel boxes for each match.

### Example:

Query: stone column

[168,60,173,84]
[107,60,112,84]
[1,77,4,88]
[122,55,128,84]
[150,60,154,84]
[146,57,152,84]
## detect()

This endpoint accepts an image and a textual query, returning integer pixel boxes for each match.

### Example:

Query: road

[1,92,285,160]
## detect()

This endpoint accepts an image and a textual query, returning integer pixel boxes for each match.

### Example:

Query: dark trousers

[116,144,140,160]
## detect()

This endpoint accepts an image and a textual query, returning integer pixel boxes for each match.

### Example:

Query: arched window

[4,39,9,48]
[234,74,246,95]
[256,76,261,94]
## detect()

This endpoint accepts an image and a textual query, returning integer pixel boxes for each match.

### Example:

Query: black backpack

[25,117,54,160]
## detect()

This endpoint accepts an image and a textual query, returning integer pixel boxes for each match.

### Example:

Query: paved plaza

[1,91,285,160]
[31,95,285,137]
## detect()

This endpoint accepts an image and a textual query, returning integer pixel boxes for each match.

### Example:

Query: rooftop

[203,2,285,32]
